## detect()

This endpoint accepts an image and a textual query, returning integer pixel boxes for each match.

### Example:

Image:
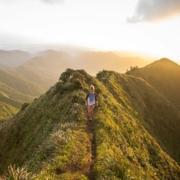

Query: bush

[21,103,29,111]
[1,164,36,180]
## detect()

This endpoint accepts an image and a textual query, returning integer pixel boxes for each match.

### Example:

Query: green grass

[0,102,18,120]
[0,68,180,179]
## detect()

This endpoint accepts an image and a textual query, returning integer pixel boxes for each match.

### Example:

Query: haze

[1,0,180,62]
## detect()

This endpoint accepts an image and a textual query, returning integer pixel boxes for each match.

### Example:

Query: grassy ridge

[0,69,180,179]
[0,81,34,103]
[127,58,180,110]
[0,69,45,96]
[97,70,180,164]
[0,91,22,108]
[0,68,46,120]
[0,102,18,120]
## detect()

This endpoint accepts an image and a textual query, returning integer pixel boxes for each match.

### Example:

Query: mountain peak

[147,58,179,68]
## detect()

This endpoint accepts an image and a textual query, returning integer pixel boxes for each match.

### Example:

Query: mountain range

[0,49,151,120]
[0,58,180,179]
[0,50,33,68]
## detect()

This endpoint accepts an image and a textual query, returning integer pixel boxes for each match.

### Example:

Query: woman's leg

[90,104,95,120]
[91,104,95,115]
[87,105,91,118]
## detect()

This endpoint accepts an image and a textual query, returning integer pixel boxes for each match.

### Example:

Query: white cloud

[127,0,180,23]
[40,0,63,4]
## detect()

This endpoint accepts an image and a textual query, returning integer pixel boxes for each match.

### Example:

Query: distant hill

[0,50,75,120]
[0,69,44,96]
[36,49,70,58]
[0,68,46,120]
[0,62,10,70]
[0,91,21,108]
[113,50,157,61]
[14,51,74,89]
[0,101,19,120]
[74,51,150,75]
[0,50,33,68]
[0,81,35,105]
[127,58,180,110]
[0,67,180,179]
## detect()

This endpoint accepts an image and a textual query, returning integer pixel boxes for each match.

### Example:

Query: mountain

[0,69,44,96]
[74,51,150,75]
[113,50,157,61]
[36,49,70,58]
[0,50,33,68]
[13,51,74,89]
[0,67,180,179]
[0,69,46,120]
[0,62,10,70]
[0,101,19,120]
[0,91,21,109]
[0,84,28,120]
[0,50,74,120]
[126,58,180,110]
[97,70,180,165]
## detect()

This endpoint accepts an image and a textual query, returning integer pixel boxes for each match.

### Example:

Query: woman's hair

[90,85,95,91]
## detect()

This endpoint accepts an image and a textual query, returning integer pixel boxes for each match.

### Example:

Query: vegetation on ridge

[127,58,180,110]
[0,67,180,179]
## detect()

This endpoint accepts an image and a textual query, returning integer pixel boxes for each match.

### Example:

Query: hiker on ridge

[85,85,98,120]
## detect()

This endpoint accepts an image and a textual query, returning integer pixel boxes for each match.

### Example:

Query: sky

[1,0,180,61]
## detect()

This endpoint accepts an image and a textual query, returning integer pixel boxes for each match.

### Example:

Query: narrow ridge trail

[84,107,97,180]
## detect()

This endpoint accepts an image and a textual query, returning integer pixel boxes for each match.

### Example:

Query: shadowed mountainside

[0,69,44,96]
[97,70,180,165]
[0,69,45,120]
[0,66,180,179]
[127,58,180,111]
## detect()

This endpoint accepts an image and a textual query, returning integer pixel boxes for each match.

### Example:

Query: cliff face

[0,65,180,179]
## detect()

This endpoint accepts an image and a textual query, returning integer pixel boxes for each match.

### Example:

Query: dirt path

[84,107,97,180]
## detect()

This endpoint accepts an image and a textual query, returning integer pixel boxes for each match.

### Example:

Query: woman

[85,85,98,120]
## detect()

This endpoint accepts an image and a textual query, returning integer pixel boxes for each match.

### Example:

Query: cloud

[0,0,64,5]
[127,0,180,23]
[40,0,63,4]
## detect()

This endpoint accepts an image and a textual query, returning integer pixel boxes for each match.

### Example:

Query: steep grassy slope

[0,91,22,108]
[97,70,180,165]
[0,69,45,96]
[0,82,34,103]
[0,69,95,179]
[0,102,18,120]
[127,58,180,110]
[0,69,180,180]
[0,69,46,119]
[0,92,20,120]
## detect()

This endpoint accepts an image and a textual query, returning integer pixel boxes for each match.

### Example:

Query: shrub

[2,164,36,180]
